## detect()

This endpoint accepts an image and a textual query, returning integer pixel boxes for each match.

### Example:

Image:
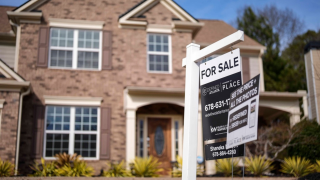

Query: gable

[140,2,177,25]
[119,0,203,37]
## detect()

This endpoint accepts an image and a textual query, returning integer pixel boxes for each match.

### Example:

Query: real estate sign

[226,74,260,149]
[205,141,244,160]
[200,48,242,140]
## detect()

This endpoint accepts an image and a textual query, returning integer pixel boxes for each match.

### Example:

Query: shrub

[172,155,182,177]
[281,156,314,177]
[29,158,58,177]
[55,153,81,168]
[0,158,14,177]
[216,158,241,177]
[314,160,320,172]
[289,120,320,163]
[57,160,94,177]
[131,156,163,177]
[245,155,273,176]
[171,156,203,177]
[102,160,131,177]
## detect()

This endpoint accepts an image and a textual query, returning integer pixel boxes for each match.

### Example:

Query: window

[147,34,171,73]
[139,120,144,157]
[44,106,100,159]
[49,28,101,70]
[174,121,179,156]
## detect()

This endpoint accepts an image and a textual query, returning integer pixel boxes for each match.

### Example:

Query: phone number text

[205,99,230,111]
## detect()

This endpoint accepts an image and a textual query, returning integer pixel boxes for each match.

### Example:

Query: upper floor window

[49,28,101,70]
[147,34,171,73]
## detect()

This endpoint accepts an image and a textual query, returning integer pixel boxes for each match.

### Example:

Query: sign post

[182,30,244,180]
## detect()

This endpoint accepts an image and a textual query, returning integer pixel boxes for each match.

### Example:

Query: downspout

[15,87,31,175]
[9,20,21,72]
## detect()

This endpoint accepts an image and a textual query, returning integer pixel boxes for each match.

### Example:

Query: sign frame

[182,30,244,180]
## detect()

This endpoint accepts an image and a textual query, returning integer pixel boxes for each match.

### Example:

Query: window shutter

[37,27,49,67]
[100,107,111,159]
[102,31,112,70]
[242,57,250,83]
[32,105,45,159]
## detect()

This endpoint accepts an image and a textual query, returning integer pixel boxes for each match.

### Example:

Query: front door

[148,118,171,174]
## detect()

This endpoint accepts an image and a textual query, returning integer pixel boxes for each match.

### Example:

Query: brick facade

[0,91,20,164]
[16,0,191,174]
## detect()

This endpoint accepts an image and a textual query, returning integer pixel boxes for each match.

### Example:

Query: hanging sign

[205,141,244,160]
[226,74,260,149]
[200,48,242,140]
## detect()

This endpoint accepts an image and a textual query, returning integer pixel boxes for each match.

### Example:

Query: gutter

[14,87,31,175]
[9,20,21,72]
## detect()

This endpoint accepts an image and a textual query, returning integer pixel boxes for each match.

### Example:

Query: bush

[0,158,14,177]
[57,160,94,177]
[102,160,131,177]
[289,120,320,163]
[281,156,314,177]
[171,156,204,177]
[29,158,58,177]
[314,160,320,172]
[245,156,273,177]
[216,158,241,177]
[55,153,81,168]
[131,156,163,177]
[172,155,182,177]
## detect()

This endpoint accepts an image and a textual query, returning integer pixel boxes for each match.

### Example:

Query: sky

[1,0,319,32]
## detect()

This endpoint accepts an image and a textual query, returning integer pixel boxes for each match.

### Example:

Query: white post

[126,109,136,168]
[182,43,200,180]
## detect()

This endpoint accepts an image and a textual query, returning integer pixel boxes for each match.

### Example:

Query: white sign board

[200,48,242,140]
[226,74,260,149]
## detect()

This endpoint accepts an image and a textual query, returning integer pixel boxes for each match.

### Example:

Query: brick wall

[17,0,191,175]
[0,91,20,164]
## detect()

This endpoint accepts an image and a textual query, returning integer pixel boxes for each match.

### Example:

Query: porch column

[298,90,308,119]
[126,109,136,167]
[290,112,301,128]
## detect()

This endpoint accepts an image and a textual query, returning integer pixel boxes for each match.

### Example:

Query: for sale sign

[226,74,260,149]
[205,141,244,160]
[200,48,242,140]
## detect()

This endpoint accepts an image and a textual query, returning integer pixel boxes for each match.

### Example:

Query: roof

[304,41,320,53]
[194,19,264,48]
[0,59,26,82]
[0,6,15,33]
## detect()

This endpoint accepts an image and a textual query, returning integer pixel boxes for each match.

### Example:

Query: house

[304,41,320,124]
[0,0,307,175]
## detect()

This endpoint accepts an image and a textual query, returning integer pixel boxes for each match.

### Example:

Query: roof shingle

[194,19,264,48]
[0,6,15,33]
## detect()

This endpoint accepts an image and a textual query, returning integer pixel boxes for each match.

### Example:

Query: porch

[123,86,307,175]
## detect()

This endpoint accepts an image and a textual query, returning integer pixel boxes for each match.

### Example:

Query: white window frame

[48,28,103,71]
[43,106,100,160]
[147,33,172,73]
